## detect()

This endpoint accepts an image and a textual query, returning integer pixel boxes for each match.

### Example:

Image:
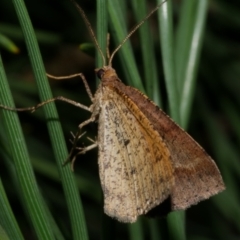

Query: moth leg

[64,116,97,170]
[71,139,98,171]
[67,131,97,171]
[0,96,91,113]
[47,73,94,102]
[75,142,98,154]
[74,136,98,154]
[0,73,94,112]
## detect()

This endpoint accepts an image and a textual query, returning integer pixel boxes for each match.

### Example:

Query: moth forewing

[97,67,174,222]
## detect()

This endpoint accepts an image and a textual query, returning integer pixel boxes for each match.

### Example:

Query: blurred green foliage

[0,0,240,239]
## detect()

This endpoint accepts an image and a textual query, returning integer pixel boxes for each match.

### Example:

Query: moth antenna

[106,33,111,63]
[70,0,106,66]
[108,0,167,66]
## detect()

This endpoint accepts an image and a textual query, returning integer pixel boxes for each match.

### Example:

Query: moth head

[95,66,118,81]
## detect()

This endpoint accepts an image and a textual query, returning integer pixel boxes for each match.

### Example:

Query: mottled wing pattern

[97,87,174,223]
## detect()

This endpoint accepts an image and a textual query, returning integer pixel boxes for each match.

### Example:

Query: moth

[0,0,225,223]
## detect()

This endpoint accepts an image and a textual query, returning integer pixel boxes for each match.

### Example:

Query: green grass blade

[157,1,185,239]
[179,0,209,128]
[108,0,145,92]
[131,0,161,105]
[167,211,186,240]
[11,0,89,239]
[3,153,66,240]
[0,179,24,240]
[128,221,144,240]
[157,0,180,123]
[175,0,197,92]
[148,219,162,240]
[0,225,10,240]
[0,33,19,53]
[0,53,55,239]
[96,0,108,68]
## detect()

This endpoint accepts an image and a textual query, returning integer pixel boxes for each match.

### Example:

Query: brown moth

[0,0,225,223]
[62,0,225,222]
[91,66,225,223]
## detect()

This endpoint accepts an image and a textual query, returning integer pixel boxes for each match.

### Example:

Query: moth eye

[96,69,105,79]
